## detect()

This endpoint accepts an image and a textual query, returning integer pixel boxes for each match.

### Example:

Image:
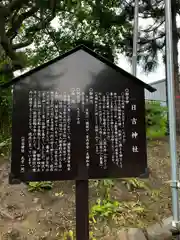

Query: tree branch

[0,62,22,75]
[7,6,38,41]
[49,0,57,17]
[139,33,165,45]
[143,20,164,33]
[0,1,57,68]
[1,0,29,17]
[0,17,21,65]
[0,0,68,73]
[45,28,61,53]
[12,37,34,50]
[25,13,56,37]
[7,0,29,14]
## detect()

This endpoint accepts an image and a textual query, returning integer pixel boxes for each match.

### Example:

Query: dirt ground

[0,137,176,239]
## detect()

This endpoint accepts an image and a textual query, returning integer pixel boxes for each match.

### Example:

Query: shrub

[28,181,53,192]
[145,101,167,139]
[0,73,12,149]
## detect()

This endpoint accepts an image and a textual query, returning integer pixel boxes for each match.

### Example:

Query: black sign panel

[10,49,148,182]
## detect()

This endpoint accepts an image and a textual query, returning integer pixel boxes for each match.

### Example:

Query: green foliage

[0,89,12,136]
[98,179,114,199]
[0,138,11,156]
[28,181,53,192]
[119,1,178,72]
[0,0,178,76]
[61,230,96,240]
[89,177,162,229]
[89,231,96,240]
[90,198,120,223]
[63,230,74,240]
[121,177,161,201]
[121,178,151,191]
[0,0,134,75]
[89,198,148,226]
[145,101,167,139]
[0,73,12,156]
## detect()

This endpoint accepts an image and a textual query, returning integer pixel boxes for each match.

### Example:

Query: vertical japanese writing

[25,87,137,175]
[92,89,130,169]
[85,108,90,167]
[102,95,107,169]
[125,88,129,104]
[62,92,67,168]
[131,101,139,153]
[20,136,25,173]
[54,92,59,172]
[67,94,71,171]
[28,90,33,171]
[89,88,94,104]
[94,92,99,155]
[117,94,123,167]
[45,91,50,171]
[32,90,37,171]
[49,91,54,172]
[58,95,63,171]
[36,91,41,172]
[76,88,81,125]
[98,93,103,167]
[110,92,115,165]
[27,90,72,173]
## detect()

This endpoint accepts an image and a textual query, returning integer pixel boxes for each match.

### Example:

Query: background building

[145,79,167,105]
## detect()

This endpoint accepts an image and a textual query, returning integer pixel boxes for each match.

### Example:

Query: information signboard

[9,45,155,183]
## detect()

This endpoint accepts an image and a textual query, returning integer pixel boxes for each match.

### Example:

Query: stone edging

[104,216,175,239]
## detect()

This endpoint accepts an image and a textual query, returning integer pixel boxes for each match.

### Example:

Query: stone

[33,197,39,204]
[147,228,172,240]
[6,228,21,239]
[128,228,147,240]
[0,207,14,220]
[117,230,129,240]
[147,221,173,240]
[102,236,115,240]
[111,184,134,201]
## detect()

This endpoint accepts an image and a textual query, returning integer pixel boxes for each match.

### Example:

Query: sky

[117,53,165,84]
[117,15,180,84]
[117,18,163,84]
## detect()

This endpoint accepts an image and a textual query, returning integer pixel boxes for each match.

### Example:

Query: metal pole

[132,0,139,76]
[165,0,180,228]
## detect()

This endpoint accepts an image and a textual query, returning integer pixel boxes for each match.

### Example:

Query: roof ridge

[0,45,156,92]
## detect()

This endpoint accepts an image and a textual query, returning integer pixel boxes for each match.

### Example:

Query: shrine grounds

[0,136,175,239]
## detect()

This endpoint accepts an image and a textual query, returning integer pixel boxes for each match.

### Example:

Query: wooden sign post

[76,180,89,240]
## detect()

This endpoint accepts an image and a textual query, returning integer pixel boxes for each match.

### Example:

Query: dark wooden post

[76,180,89,240]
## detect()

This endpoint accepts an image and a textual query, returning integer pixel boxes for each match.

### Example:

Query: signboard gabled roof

[0,45,156,92]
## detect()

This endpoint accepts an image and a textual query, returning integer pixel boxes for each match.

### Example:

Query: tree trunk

[171,0,180,135]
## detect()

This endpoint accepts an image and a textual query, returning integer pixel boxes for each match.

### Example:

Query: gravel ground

[0,137,176,239]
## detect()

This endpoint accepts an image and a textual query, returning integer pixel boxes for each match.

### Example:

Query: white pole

[132,0,139,76]
[165,0,180,227]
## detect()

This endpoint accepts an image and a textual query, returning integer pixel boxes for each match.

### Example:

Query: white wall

[145,79,167,104]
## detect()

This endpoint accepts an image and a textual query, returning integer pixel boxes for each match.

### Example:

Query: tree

[0,0,135,142]
[0,0,134,77]
[135,0,180,134]
[0,0,75,74]
[93,0,180,134]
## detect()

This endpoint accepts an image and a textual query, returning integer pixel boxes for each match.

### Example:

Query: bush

[145,101,167,139]
[28,181,53,192]
[0,88,12,156]
[0,73,12,144]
